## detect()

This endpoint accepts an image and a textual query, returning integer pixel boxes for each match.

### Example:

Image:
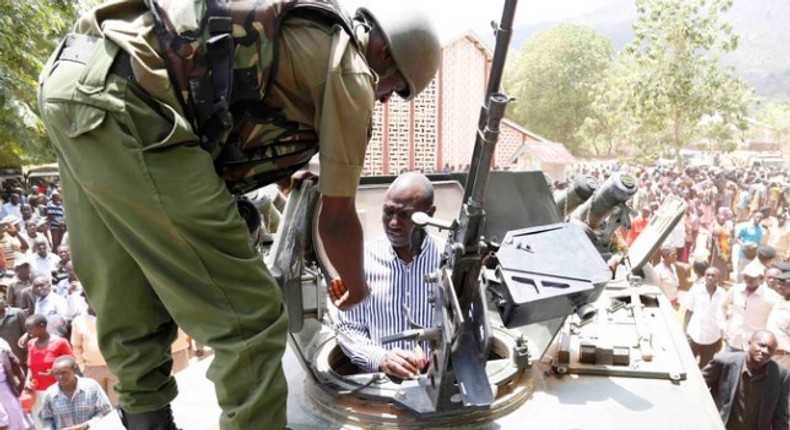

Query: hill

[499,0,790,100]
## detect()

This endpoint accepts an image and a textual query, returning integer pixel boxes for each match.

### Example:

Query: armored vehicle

[264,1,723,428]
[95,1,725,428]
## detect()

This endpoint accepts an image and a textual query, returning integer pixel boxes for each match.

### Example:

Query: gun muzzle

[554,176,599,219]
[570,172,637,230]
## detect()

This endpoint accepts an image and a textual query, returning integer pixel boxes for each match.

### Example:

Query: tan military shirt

[75,1,375,197]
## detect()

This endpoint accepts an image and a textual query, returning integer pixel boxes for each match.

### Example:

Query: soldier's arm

[319,195,368,309]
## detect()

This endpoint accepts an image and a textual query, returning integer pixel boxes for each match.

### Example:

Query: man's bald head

[386,172,434,209]
[747,330,778,371]
[382,172,436,259]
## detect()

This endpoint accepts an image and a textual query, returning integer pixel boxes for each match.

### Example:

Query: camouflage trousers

[37,36,288,430]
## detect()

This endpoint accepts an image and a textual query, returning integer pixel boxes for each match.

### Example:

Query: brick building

[362,31,542,176]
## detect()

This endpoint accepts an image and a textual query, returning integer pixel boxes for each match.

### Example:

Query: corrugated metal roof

[501,119,550,143]
[509,142,576,165]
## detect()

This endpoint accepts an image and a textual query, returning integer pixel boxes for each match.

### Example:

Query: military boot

[119,405,182,430]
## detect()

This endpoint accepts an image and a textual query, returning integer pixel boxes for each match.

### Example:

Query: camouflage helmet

[356,3,441,100]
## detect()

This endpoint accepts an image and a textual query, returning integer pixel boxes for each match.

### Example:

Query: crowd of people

[570,161,790,428]
[567,161,789,272]
[0,181,205,429]
[1,182,67,274]
[2,157,788,429]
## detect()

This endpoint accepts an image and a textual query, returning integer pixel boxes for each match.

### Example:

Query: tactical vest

[145,0,358,194]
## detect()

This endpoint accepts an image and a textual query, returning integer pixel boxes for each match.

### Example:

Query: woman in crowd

[23,315,71,429]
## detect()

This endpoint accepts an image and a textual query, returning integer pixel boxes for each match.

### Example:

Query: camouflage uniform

[37,0,375,428]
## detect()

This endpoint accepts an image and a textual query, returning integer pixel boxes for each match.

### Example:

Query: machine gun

[373,0,518,414]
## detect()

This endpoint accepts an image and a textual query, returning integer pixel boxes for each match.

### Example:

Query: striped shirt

[45,202,65,229]
[40,376,113,430]
[336,235,443,372]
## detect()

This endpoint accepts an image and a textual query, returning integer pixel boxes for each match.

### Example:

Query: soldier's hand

[329,278,351,309]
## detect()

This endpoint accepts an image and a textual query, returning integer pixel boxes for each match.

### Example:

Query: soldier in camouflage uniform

[36,0,440,429]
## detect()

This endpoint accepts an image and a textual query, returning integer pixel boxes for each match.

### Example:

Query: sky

[338,0,617,42]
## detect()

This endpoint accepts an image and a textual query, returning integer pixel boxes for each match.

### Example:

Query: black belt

[58,33,134,81]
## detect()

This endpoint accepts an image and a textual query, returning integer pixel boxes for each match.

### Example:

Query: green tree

[504,24,613,153]
[754,100,790,147]
[623,0,751,162]
[0,1,78,167]
[575,62,632,158]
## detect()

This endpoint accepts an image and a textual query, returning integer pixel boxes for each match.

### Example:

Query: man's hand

[379,347,427,380]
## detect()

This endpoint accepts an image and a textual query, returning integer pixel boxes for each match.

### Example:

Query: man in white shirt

[1,193,23,229]
[719,262,780,352]
[682,267,726,368]
[55,261,87,319]
[336,173,442,379]
[31,274,67,317]
[29,237,59,281]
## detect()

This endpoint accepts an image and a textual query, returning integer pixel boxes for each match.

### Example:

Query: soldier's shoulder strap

[145,0,358,154]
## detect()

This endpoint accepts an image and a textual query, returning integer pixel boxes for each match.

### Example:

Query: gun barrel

[554,176,599,219]
[571,172,637,229]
